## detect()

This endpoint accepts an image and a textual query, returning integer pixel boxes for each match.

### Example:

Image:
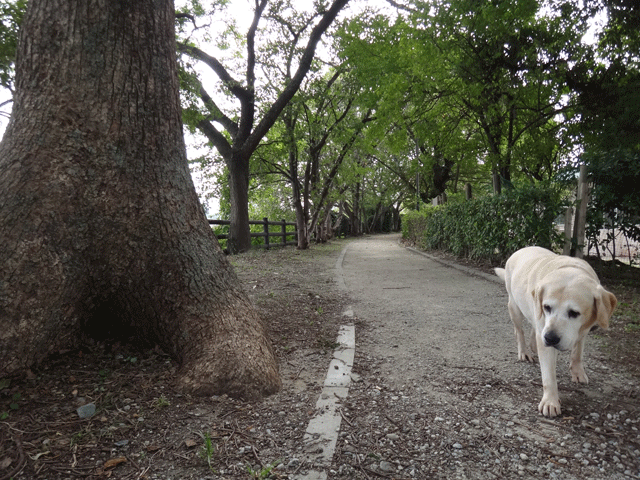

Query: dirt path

[330,234,640,479]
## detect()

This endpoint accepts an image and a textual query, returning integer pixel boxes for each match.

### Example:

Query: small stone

[520,453,528,461]
[453,443,463,449]
[379,461,394,473]
[387,433,400,441]
[77,403,96,419]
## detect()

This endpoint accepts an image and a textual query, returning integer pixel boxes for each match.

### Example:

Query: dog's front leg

[570,336,589,383]
[536,333,561,417]
[509,300,535,362]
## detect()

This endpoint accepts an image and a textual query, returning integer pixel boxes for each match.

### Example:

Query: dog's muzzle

[544,331,561,349]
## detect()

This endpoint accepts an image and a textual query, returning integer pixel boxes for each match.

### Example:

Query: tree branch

[239,0,269,141]
[243,0,352,156]
[199,85,238,138]
[197,119,233,160]
[175,12,197,27]
[177,42,250,103]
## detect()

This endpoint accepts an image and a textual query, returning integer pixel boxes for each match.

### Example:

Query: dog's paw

[571,365,589,384]
[518,351,536,363]
[538,395,561,417]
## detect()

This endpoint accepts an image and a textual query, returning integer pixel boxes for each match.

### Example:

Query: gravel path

[327,234,640,479]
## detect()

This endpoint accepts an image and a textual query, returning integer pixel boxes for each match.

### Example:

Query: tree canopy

[1,0,637,249]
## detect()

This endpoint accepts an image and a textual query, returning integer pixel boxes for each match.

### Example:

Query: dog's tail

[494,268,506,283]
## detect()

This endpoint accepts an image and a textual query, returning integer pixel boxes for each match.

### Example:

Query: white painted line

[295,324,355,480]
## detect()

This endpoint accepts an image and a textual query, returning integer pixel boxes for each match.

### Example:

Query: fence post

[263,217,270,250]
[571,165,589,258]
[563,206,573,256]
[281,219,287,246]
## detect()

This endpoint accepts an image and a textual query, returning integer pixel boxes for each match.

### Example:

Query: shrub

[405,183,567,264]
[401,206,438,247]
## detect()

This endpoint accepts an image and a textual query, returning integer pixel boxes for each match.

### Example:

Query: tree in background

[178,0,350,252]
[337,0,588,197]
[571,0,640,254]
[180,0,636,248]
[0,0,24,91]
[0,0,280,399]
[0,0,25,124]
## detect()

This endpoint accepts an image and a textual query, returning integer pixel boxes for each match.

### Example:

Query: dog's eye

[543,304,552,313]
[568,309,580,319]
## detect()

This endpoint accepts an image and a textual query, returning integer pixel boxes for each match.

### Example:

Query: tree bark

[282,107,310,250]
[0,0,280,399]
[227,151,252,253]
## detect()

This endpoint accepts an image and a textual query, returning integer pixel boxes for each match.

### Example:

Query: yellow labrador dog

[495,246,617,417]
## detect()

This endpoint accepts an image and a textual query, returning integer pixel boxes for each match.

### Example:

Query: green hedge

[402,184,566,263]
[401,206,438,246]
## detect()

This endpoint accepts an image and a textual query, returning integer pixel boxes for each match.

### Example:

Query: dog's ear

[592,286,617,330]
[532,286,545,320]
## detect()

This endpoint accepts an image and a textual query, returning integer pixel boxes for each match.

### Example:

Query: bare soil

[1,241,349,480]
[1,235,639,480]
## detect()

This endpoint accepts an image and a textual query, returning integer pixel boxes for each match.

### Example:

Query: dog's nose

[544,331,561,347]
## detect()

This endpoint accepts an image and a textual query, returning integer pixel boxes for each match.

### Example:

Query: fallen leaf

[103,457,127,469]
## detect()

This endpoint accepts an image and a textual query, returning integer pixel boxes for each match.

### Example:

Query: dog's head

[533,270,617,351]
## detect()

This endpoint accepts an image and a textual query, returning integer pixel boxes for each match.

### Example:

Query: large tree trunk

[0,0,280,399]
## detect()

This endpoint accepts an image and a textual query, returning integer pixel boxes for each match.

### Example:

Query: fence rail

[208,217,298,249]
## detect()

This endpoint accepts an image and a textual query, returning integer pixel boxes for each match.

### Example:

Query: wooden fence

[208,217,298,249]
